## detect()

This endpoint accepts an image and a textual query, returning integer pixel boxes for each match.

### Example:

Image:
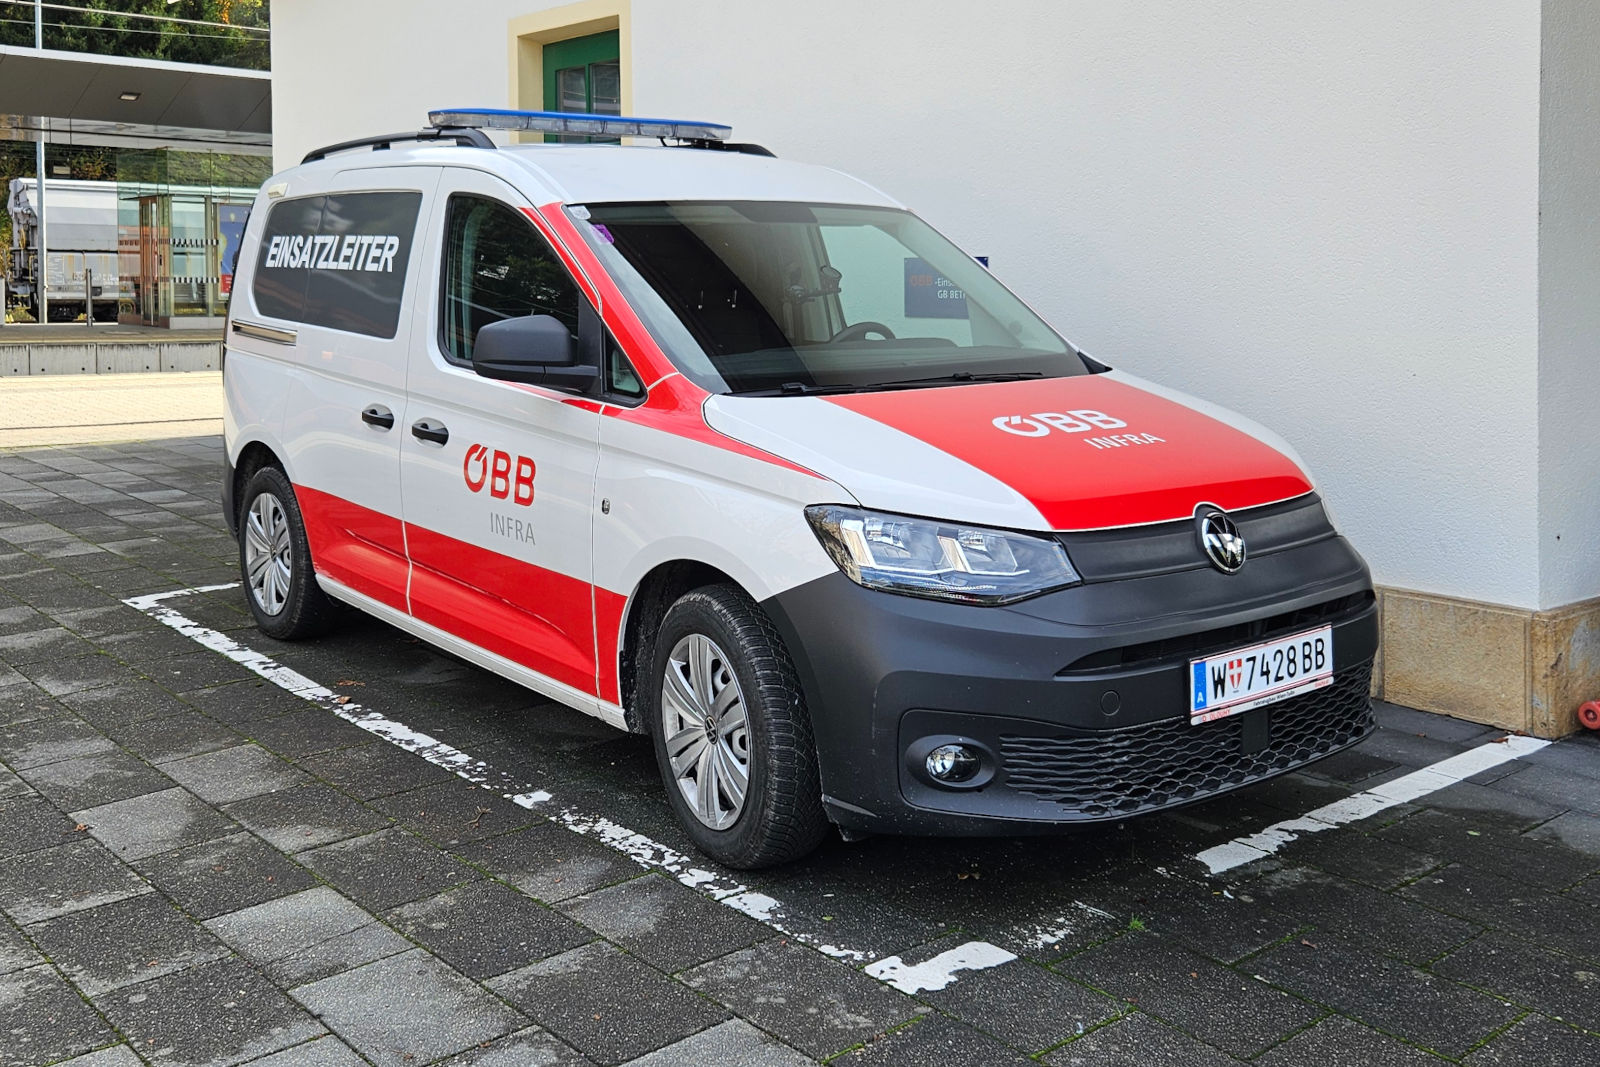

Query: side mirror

[471,314,600,393]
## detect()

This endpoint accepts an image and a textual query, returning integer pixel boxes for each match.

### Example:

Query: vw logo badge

[1197,509,1247,573]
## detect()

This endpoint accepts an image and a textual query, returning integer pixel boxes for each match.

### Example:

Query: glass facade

[115,148,269,326]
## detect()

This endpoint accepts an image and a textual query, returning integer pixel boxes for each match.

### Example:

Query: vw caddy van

[222,109,1378,868]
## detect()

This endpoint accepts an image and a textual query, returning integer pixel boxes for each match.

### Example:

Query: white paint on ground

[122,584,896,966]
[1019,900,1118,950]
[1196,734,1553,874]
[865,941,1018,993]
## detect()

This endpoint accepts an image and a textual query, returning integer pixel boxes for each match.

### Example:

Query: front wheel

[649,584,828,868]
[237,465,336,640]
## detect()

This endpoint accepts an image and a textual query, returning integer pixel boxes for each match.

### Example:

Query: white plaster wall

[1538,0,1600,610]
[272,0,1549,608]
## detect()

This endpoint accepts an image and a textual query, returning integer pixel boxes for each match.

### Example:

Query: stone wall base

[1375,586,1600,737]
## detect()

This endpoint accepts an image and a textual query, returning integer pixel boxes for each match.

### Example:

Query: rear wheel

[238,466,335,640]
[649,584,828,868]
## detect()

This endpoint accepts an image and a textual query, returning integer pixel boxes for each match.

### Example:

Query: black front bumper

[761,508,1378,837]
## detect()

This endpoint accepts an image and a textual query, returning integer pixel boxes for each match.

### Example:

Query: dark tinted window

[252,191,422,339]
[440,195,581,364]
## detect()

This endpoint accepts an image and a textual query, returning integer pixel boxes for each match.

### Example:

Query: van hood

[702,370,1313,531]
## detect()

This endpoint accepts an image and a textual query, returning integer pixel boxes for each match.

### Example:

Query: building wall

[270,1,1556,614]
[1538,0,1600,611]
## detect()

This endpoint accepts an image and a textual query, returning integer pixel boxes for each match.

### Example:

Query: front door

[399,169,602,699]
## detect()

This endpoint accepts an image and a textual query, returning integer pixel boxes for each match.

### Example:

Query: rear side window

[252,191,423,338]
[440,195,581,364]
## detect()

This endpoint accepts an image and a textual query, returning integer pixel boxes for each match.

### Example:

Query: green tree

[0,1,269,70]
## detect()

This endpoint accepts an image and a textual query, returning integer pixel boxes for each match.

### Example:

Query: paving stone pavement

[1,435,1599,1066]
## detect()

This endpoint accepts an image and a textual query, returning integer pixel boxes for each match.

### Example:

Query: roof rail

[301,126,494,164]
[428,107,732,143]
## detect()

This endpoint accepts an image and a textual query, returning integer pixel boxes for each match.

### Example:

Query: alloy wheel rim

[661,633,751,830]
[244,492,293,616]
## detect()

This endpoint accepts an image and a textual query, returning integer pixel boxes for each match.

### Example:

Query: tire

[648,583,828,868]
[237,465,336,640]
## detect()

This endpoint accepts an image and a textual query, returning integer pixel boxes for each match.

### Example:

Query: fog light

[925,743,981,783]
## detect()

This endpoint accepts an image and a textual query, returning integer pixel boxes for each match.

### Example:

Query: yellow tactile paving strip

[0,372,223,448]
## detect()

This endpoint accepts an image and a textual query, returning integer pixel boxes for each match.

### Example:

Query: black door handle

[360,405,395,430]
[411,419,449,445]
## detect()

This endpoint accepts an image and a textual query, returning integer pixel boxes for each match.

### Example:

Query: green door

[543,30,620,142]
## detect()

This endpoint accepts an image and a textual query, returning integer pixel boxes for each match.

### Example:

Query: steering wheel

[828,321,896,343]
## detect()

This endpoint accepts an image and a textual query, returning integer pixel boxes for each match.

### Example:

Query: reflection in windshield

[572,201,1087,395]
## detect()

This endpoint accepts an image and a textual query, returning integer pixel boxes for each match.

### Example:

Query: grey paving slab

[0,837,151,925]
[96,956,327,1067]
[1401,863,1600,963]
[1255,1014,1447,1066]
[105,708,245,764]
[239,1036,368,1067]
[0,623,94,665]
[557,874,765,974]
[205,886,411,988]
[221,782,388,853]
[300,827,481,910]
[619,1019,808,1067]
[1044,1012,1238,1067]
[0,679,73,729]
[17,747,175,810]
[1138,883,1304,964]
[0,920,41,975]
[1433,931,1600,1032]
[58,677,196,727]
[298,739,456,799]
[491,940,728,1065]
[435,1026,593,1067]
[1250,938,1516,1058]
[0,714,116,770]
[244,709,378,762]
[184,678,311,724]
[135,830,318,921]
[1278,825,1444,889]
[834,1014,1032,1065]
[16,651,131,697]
[1419,779,1568,829]
[389,880,592,980]
[51,603,151,639]
[1462,1013,1600,1066]
[1524,810,1600,857]
[0,794,80,859]
[1059,932,1321,1059]
[292,949,526,1067]
[31,891,229,995]
[682,940,923,1060]
[74,786,239,860]
[0,963,121,1067]
[0,766,29,801]
[453,821,642,904]
[912,951,1120,1055]
[163,743,310,804]
[374,780,540,847]
[1247,865,1480,964]
[1492,762,1600,815]
[1379,809,1598,890]
[49,1046,146,1067]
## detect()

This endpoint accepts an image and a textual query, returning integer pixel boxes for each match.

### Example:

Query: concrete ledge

[1376,585,1600,737]
[0,340,222,375]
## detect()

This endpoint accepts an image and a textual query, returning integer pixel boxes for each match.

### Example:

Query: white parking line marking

[123,583,1018,986]
[865,941,1018,993]
[1196,734,1552,874]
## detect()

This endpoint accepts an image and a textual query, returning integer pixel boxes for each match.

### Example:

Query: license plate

[1189,626,1334,724]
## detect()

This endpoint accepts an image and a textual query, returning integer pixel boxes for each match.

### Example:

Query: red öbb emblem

[463,444,535,506]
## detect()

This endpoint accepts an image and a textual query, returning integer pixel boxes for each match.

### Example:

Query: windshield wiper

[727,371,1046,398]
[867,371,1046,390]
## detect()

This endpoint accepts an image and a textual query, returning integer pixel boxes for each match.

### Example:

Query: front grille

[999,663,1374,817]
[1059,591,1375,675]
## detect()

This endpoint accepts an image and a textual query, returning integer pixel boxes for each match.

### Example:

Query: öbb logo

[993,411,1126,437]
[463,444,535,506]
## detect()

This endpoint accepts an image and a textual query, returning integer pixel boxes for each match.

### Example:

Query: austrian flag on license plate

[1190,626,1334,724]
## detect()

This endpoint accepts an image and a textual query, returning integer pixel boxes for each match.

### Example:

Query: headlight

[804,504,1080,605]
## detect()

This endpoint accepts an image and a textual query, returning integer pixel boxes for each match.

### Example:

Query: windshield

[569,201,1088,395]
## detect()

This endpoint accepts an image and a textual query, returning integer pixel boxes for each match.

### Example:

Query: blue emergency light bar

[428,108,731,142]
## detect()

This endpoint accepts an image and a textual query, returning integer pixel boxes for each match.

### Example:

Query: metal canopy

[0,45,270,135]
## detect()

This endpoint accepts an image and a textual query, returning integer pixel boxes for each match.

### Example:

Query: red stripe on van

[294,484,409,611]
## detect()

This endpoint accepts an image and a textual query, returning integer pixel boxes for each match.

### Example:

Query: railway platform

[0,324,221,376]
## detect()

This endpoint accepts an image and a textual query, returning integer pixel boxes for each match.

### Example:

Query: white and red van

[222,109,1378,867]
